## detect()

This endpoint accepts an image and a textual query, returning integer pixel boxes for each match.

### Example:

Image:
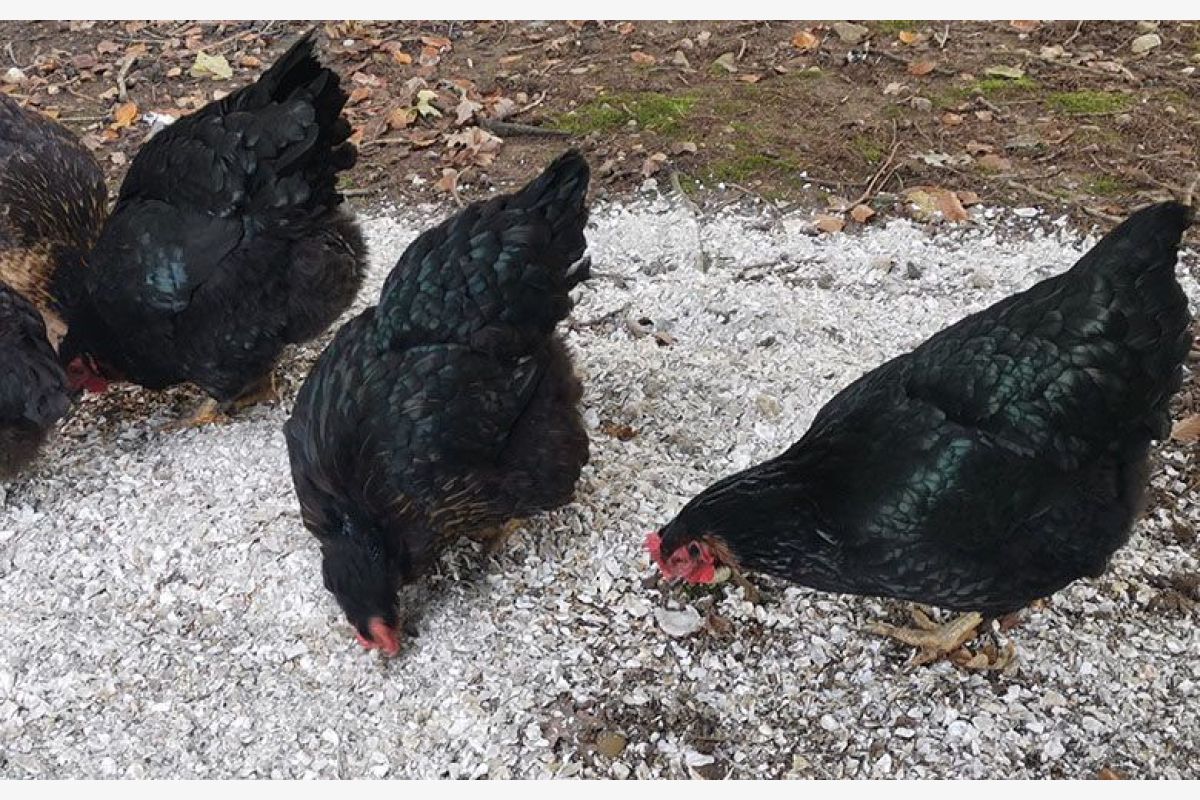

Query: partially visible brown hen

[0,93,107,347]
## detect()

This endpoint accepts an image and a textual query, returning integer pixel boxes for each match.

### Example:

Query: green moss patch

[555,92,698,135]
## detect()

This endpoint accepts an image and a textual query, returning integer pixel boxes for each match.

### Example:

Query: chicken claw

[470,518,525,554]
[229,372,281,411]
[163,398,230,431]
[867,609,985,667]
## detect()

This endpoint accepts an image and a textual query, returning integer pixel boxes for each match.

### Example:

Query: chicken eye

[687,542,701,558]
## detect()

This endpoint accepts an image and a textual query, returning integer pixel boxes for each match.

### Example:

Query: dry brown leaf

[736,73,762,83]
[617,22,635,36]
[630,51,656,66]
[347,126,364,147]
[421,35,452,50]
[348,87,371,105]
[935,190,969,222]
[387,107,417,130]
[392,51,413,65]
[419,46,442,67]
[455,95,483,126]
[850,204,876,223]
[975,153,1012,172]
[110,101,138,130]
[908,60,937,77]
[956,190,981,207]
[434,167,459,195]
[1097,767,1126,780]
[791,29,819,51]
[898,30,920,45]
[641,152,668,177]
[1171,415,1200,443]
[445,126,504,168]
[975,109,994,122]
[941,112,964,126]
[600,422,638,441]
[239,55,262,69]
[815,215,845,234]
[1009,20,1041,33]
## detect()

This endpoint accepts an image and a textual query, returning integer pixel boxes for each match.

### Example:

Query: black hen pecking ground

[649,201,1194,667]
[285,150,593,656]
[58,30,366,426]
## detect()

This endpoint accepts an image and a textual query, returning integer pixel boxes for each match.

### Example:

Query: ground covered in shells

[1,196,1198,778]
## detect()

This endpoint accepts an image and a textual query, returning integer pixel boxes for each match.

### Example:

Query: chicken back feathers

[657,202,1193,616]
[0,282,69,478]
[285,151,592,649]
[0,94,107,345]
[59,30,365,402]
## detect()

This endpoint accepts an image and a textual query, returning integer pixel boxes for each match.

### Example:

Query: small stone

[819,714,840,732]
[970,269,995,289]
[909,96,933,112]
[655,606,704,637]
[2,66,27,85]
[592,734,628,758]
[832,22,869,45]
[1130,33,1161,54]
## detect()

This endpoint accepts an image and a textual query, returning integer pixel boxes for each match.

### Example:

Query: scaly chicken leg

[867,607,1015,670]
[166,373,281,431]
[470,518,525,554]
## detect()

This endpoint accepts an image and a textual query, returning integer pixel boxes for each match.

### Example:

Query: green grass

[875,20,918,33]
[1046,91,1132,114]
[1084,175,1131,196]
[969,76,1039,95]
[851,135,885,164]
[554,92,698,135]
[707,153,801,184]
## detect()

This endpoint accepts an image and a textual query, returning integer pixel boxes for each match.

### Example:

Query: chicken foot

[867,608,1015,670]
[165,374,281,431]
[469,518,525,555]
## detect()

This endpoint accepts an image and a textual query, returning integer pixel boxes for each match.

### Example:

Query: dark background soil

[2,20,1197,228]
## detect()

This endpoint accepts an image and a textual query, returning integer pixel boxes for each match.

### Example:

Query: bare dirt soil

[1,20,1197,227]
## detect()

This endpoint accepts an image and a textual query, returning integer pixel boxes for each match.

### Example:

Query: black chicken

[0,93,107,347]
[285,151,592,655]
[649,202,1194,666]
[58,30,366,426]
[1,282,69,478]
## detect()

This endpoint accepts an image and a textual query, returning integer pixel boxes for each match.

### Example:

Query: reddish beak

[354,617,401,656]
[644,531,665,571]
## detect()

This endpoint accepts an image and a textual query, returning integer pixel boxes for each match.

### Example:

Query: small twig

[478,119,570,138]
[1062,20,1085,47]
[667,169,700,216]
[361,136,412,148]
[56,114,106,123]
[115,53,136,102]
[1005,179,1122,223]
[935,24,950,50]
[340,188,378,198]
[874,49,958,77]
[844,123,900,210]
[505,91,546,119]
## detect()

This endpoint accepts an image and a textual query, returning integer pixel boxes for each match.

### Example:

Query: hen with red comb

[285,150,592,655]
[648,202,1193,666]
